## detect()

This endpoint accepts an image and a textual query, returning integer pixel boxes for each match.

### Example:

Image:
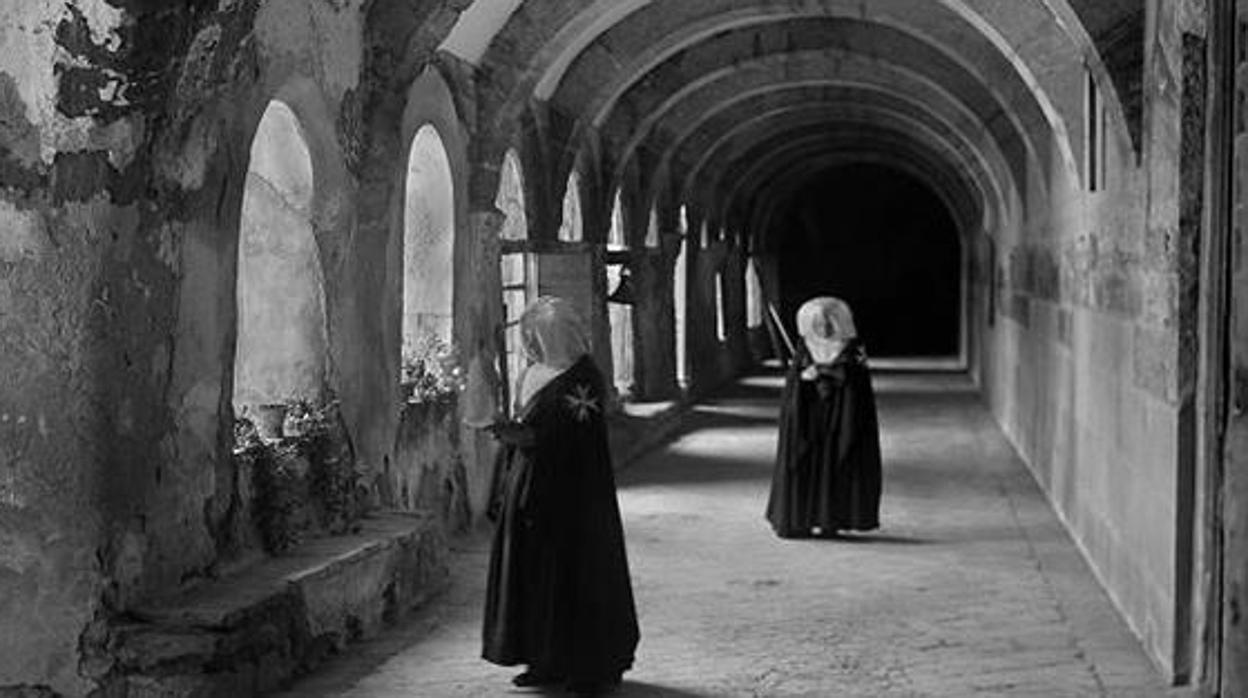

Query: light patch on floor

[276,371,1181,697]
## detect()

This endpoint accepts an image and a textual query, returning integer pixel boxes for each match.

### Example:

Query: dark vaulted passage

[1,1,1245,696]
[772,163,963,359]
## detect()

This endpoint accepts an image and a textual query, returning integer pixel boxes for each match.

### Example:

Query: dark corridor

[773,163,963,358]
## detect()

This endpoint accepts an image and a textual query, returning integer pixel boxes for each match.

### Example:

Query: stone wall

[0,2,478,694]
[1,2,198,692]
[973,1,1198,678]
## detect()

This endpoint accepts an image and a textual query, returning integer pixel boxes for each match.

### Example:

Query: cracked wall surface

[0,1,475,694]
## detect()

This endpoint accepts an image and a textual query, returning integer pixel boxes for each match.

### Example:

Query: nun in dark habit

[766,296,883,538]
[481,296,639,696]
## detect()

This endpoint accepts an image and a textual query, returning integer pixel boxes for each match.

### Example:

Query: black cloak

[766,340,882,537]
[482,355,639,682]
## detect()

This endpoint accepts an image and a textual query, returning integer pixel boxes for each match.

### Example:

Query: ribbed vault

[440,0,1136,265]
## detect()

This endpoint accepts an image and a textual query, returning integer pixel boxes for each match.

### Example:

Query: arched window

[558,170,583,242]
[497,149,527,242]
[745,257,764,330]
[606,190,634,396]
[715,271,727,342]
[645,205,660,248]
[401,125,455,390]
[234,100,327,415]
[674,204,689,388]
[497,149,532,409]
[607,190,627,251]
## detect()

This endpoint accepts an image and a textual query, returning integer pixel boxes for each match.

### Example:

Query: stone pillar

[634,239,680,400]
[458,207,507,521]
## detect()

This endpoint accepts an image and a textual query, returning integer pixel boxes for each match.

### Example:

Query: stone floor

[276,371,1187,697]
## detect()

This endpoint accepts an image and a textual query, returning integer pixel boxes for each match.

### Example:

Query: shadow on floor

[797,532,934,545]
[615,449,769,488]
[612,682,718,697]
[522,681,717,697]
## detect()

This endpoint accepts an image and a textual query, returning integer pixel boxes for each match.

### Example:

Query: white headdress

[795,296,858,365]
[516,296,591,409]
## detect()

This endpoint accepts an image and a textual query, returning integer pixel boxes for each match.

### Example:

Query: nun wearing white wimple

[765,296,883,538]
[480,296,639,697]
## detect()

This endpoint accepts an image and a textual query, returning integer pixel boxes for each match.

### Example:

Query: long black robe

[766,340,882,537]
[482,355,639,682]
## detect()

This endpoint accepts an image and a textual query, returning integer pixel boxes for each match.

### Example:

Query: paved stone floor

[278,371,1187,697]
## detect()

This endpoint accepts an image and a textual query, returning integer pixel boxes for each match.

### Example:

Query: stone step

[101,512,447,698]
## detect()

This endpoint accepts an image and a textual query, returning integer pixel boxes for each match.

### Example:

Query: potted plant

[401,335,466,405]
[233,415,263,453]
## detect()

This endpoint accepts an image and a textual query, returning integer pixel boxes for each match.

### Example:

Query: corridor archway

[233,100,327,413]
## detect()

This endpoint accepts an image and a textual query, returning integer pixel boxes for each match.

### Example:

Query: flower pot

[253,403,288,442]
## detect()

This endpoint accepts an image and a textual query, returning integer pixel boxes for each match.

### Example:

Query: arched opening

[714,270,727,342]
[233,100,326,417]
[497,149,533,409]
[674,204,690,388]
[745,257,764,331]
[772,162,962,358]
[558,170,584,242]
[646,205,660,248]
[401,125,455,395]
[607,190,634,397]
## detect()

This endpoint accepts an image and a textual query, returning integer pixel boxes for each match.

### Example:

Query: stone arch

[390,62,483,519]
[233,99,328,413]
[397,64,474,372]
[401,124,456,381]
[225,74,353,428]
[546,4,1083,197]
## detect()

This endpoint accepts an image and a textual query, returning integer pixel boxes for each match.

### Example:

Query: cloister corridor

[277,370,1179,698]
[14,1,1248,695]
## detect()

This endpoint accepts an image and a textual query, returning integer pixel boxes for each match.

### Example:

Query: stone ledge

[98,513,448,698]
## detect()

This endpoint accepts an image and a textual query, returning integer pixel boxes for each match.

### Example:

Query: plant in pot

[233,415,263,454]
[282,396,330,439]
[401,335,466,405]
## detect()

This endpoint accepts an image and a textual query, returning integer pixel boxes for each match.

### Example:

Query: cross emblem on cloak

[565,384,600,422]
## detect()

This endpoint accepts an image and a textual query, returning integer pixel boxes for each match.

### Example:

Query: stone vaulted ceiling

[439,0,1142,249]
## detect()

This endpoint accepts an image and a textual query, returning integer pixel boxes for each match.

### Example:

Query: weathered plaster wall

[974,3,1194,676]
[1,1,169,693]
[1,0,474,693]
